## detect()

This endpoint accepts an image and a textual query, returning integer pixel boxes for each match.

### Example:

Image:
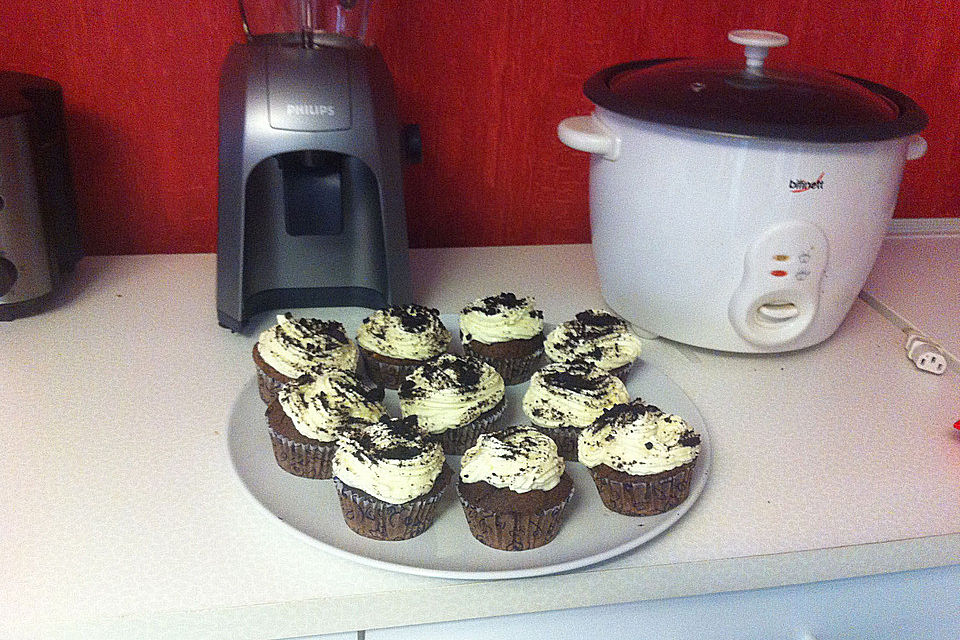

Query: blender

[216,0,419,332]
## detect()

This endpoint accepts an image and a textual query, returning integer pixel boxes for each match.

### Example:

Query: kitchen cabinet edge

[19,532,960,640]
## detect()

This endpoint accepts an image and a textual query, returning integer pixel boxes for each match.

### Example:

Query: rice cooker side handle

[907,135,927,161]
[557,116,621,161]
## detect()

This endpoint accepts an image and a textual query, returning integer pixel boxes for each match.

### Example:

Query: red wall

[2,0,958,255]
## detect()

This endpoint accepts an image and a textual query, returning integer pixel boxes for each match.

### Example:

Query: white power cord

[859,290,951,376]
[904,331,948,375]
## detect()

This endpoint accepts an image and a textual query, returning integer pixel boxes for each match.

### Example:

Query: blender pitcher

[238,0,373,46]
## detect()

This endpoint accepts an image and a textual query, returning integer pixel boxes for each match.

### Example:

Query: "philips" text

[286,104,336,116]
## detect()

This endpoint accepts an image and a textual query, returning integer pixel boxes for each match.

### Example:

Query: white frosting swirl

[522,362,628,429]
[460,426,564,493]
[277,369,386,442]
[578,400,701,475]
[332,417,445,504]
[544,310,642,372]
[399,353,505,434]
[459,293,544,345]
[257,313,358,379]
[356,305,451,360]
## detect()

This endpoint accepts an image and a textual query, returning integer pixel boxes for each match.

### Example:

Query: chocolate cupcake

[253,313,359,404]
[458,426,573,551]
[579,399,701,516]
[399,353,506,454]
[521,361,629,460]
[356,305,451,389]
[266,369,386,479]
[332,416,451,540]
[543,309,642,380]
[459,293,544,385]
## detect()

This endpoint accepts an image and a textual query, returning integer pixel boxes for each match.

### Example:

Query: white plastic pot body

[559,107,926,353]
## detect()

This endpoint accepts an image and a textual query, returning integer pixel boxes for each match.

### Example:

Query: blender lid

[583,30,927,143]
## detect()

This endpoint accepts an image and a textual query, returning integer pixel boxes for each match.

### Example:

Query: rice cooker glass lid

[584,41,927,143]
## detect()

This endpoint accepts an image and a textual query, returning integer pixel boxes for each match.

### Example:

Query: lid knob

[728,29,789,73]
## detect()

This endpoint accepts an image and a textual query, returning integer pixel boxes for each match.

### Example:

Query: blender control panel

[267,46,352,132]
[728,221,829,347]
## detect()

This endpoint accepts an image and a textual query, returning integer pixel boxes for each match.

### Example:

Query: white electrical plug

[904,332,948,375]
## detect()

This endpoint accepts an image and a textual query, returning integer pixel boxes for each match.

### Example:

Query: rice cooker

[558,29,928,353]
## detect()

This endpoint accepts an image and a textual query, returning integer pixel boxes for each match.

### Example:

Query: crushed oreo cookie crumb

[398,354,488,400]
[574,309,626,329]
[462,292,531,316]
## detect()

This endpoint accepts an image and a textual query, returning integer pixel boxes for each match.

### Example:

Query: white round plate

[226,315,711,580]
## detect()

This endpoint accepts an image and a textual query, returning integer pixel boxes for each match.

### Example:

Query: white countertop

[2,239,959,639]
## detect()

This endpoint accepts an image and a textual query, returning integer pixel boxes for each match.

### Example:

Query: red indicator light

[771,270,788,277]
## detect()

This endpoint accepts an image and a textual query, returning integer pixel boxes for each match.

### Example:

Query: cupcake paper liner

[253,343,295,405]
[589,462,695,516]
[457,482,574,551]
[359,347,425,390]
[533,425,581,461]
[463,343,544,386]
[257,368,287,405]
[268,425,335,479]
[333,465,451,541]
[434,397,507,455]
[608,361,634,382]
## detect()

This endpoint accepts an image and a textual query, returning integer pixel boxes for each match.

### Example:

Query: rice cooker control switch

[756,302,799,322]
[728,221,829,348]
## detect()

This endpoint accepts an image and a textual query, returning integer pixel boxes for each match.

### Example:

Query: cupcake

[543,309,642,380]
[265,368,386,479]
[253,313,359,404]
[399,353,506,454]
[332,416,451,541]
[458,426,574,551]
[579,399,701,516]
[521,361,629,460]
[459,293,544,385]
[356,305,451,389]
